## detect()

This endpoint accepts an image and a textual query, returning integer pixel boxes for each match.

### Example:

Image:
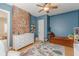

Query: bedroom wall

[12,6,30,34]
[50,10,79,36]
[27,10,79,40]
[47,15,50,33]
[30,15,38,37]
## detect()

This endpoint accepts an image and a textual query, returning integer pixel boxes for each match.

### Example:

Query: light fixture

[36,3,58,13]
[44,7,49,12]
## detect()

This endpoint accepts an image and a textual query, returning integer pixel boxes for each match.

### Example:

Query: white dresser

[13,33,34,50]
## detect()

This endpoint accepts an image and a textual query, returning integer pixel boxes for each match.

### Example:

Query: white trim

[0,9,11,50]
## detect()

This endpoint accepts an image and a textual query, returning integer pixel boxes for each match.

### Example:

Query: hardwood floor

[18,40,42,55]
[12,40,74,56]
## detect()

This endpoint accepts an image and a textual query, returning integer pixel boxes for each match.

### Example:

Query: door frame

[38,19,45,42]
[0,9,11,49]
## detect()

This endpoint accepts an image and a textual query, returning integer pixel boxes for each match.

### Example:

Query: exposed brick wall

[12,6,30,34]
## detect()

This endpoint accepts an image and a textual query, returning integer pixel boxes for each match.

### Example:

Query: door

[0,9,9,55]
[38,20,44,42]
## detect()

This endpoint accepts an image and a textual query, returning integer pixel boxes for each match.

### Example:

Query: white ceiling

[10,3,79,17]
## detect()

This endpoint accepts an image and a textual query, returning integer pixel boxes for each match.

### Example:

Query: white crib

[13,33,34,50]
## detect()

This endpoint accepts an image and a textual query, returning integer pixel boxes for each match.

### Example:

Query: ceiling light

[37,3,58,13]
[44,7,49,11]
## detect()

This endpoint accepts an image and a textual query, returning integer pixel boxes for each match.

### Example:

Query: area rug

[23,42,65,56]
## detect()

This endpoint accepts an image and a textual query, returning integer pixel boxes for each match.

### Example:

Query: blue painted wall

[0,3,13,46]
[30,10,79,39]
[78,10,79,26]
[47,15,50,32]
[50,10,79,36]
[30,15,38,37]
[30,15,49,40]
[37,15,48,40]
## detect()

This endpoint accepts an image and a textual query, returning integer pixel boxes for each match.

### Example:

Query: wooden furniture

[65,46,74,56]
[50,37,74,47]
[48,32,55,41]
